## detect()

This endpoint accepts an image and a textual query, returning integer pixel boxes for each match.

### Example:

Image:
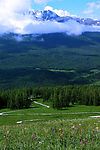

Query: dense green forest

[0,32,100,88]
[0,86,100,109]
[0,32,100,70]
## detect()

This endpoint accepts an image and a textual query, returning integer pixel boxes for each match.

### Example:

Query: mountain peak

[27,10,100,26]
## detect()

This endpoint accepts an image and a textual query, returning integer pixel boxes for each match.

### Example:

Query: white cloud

[44,6,70,17]
[34,0,50,4]
[0,0,100,36]
[83,1,100,18]
[44,6,53,11]
[22,20,84,35]
[0,0,31,13]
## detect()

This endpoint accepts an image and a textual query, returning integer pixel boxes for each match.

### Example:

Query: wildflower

[38,141,44,144]
[95,127,99,131]
[51,127,56,135]
[80,138,88,145]
[58,128,64,139]
[59,128,62,132]
[6,130,10,135]
[59,128,63,134]
[32,133,37,141]
[80,139,83,145]
[71,125,75,129]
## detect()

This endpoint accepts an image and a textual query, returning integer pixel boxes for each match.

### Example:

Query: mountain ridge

[27,10,100,26]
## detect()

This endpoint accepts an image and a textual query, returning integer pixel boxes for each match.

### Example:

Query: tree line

[39,86,100,109]
[0,85,100,109]
[0,88,32,109]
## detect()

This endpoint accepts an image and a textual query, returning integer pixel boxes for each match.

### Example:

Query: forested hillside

[0,32,100,87]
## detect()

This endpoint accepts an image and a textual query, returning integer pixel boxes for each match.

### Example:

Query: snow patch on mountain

[44,6,70,17]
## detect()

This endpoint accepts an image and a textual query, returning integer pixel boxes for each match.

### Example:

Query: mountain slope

[0,32,100,88]
[28,10,100,26]
[0,32,100,69]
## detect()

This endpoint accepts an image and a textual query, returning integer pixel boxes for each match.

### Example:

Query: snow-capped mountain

[28,10,100,26]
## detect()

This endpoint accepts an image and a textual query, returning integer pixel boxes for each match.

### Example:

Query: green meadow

[0,102,100,150]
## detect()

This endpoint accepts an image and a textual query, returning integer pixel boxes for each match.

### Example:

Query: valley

[0,32,100,88]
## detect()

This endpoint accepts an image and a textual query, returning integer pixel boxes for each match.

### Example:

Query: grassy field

[0,118,100,150]
[0,102,100,126]
[0,101,100,149]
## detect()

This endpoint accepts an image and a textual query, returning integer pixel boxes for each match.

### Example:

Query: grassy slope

[0,103,100,149]
[0,119,100,150]
[0,102,100,126]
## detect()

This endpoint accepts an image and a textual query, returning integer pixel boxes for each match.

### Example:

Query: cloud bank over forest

[0,0,100,36]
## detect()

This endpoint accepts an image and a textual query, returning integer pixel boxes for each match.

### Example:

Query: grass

[0,102,100,126]
[0,118,100,150]
[0,101,100,149]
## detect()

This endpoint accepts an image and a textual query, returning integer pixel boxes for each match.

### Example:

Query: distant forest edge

[0,86,100,109]
[0,68,100,88]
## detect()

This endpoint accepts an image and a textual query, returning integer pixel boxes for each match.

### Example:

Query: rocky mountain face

[27,10,100,26]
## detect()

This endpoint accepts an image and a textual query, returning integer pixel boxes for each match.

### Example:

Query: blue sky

[32,0,100,19]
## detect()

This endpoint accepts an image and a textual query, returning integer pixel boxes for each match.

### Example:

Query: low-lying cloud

[0,0,100,36]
